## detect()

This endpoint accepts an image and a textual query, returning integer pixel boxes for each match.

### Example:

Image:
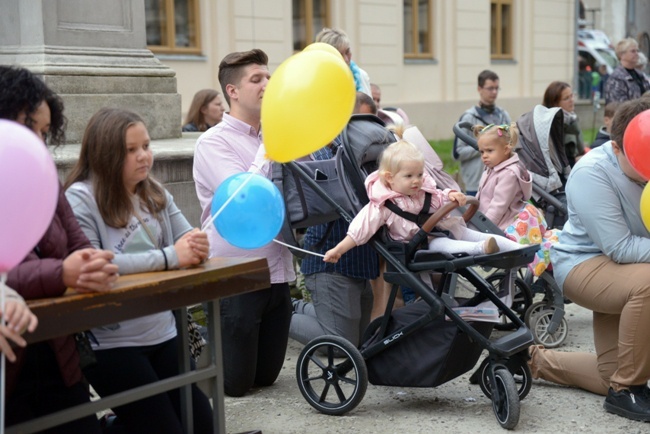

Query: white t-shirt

[90,191,176,349]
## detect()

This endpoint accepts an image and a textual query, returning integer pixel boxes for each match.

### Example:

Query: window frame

[403,0,434,60]
[293,0,332,52]
[147,0,202,55]
[490,0,514,60]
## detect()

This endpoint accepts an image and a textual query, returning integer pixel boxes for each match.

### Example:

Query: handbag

[75,330,98,370]
[134,210,207,361]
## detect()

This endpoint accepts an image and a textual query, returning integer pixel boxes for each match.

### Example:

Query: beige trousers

[529,255,650,395]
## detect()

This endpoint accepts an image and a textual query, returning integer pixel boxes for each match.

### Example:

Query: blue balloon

[210,172,285,249]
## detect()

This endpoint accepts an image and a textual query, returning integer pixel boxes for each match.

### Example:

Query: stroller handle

[421,197,480,233]
[532,184,568,215]
[452,122,478,150]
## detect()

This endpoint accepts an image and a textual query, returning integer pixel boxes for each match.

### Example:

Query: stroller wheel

[529,309,568,348]
[476,357,532,400]
[524,300,549,325]
[486,272,532,331]
[296,335,368,416]
[491,369,521,430]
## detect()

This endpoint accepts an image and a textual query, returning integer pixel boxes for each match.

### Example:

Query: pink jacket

[477,154,532,230]
[348,171,454,245]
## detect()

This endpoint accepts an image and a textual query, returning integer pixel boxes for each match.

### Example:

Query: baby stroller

[452,104,570,348]
[516,105,570,230]
[274,115,538,429]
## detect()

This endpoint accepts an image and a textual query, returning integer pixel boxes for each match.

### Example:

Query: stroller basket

[361,300,493,387]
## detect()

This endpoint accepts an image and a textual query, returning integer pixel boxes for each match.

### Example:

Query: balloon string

[272,239,326,258]
[1,272,6,434]
[201,163,265,232]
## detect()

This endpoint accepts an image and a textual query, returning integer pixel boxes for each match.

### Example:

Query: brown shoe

[484,237,499,254]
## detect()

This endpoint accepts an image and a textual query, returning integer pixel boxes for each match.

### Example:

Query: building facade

[151,0,579,139]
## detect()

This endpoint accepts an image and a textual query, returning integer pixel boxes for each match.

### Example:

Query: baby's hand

[323,249,341,263]
[449,191,467,206]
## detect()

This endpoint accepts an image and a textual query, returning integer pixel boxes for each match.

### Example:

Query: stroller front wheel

[296,335,368,416]
[529,309,568,348]
[491,369,521,430]
[524,300,549,325]
[476,357,532,401]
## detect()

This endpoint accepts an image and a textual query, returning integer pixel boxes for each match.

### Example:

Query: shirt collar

[222,113,261,139]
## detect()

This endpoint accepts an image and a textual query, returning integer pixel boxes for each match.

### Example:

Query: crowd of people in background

[3,28,650,432]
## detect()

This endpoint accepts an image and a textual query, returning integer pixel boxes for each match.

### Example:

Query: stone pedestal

[0,0,181,142]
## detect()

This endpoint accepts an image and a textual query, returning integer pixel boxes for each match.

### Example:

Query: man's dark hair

[478,69,499,87]
[610,99,650,152]
[218,49,268,105]
[0,66,66,146]
[353,91,377,114]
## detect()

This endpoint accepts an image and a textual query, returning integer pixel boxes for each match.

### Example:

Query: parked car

[578,29,613,48]
[578,29,618,75]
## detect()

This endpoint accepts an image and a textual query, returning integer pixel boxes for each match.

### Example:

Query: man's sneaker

[604,386,650,422]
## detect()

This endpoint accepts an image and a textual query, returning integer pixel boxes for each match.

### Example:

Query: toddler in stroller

[323,127,523,263]
[284,115,539,429]
[453,104,571,348]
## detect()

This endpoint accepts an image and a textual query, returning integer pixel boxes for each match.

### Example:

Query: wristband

[161,248,168,271]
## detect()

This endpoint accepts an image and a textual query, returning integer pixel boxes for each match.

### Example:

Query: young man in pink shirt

[193,49,295,397]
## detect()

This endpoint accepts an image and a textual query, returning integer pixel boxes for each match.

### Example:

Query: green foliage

[428,138,459,174]
[582,127,598,146]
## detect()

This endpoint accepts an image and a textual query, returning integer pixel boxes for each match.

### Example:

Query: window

[403,0,433,59]
[145,0,201,54]
[293,0,331,51]
[491,0,513,59]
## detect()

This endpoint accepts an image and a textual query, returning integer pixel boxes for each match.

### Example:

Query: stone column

[0,0,181,142]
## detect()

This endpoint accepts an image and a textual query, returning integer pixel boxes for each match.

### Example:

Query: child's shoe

[484,237,500,254]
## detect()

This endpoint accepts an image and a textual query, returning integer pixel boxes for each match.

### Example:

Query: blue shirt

[300,144,379,279]
[550,142,650,290]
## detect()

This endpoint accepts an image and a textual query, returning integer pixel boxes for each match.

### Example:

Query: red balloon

[623,109,650,180]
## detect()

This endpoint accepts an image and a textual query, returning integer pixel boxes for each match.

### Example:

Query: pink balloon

[0,120,59,273]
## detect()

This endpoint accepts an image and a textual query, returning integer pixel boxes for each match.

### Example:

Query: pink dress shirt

[193,113,295,284]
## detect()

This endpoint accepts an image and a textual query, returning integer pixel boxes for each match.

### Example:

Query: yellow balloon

[303,42,344,61]
[641,182,650,231]
[262,50,355,163]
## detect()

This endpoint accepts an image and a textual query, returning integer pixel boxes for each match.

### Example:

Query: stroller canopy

[516,105,570,194]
